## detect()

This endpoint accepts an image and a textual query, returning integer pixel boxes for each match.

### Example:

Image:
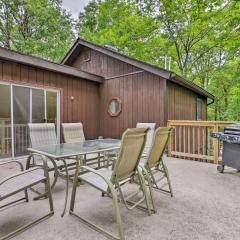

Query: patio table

[27,138,121,217]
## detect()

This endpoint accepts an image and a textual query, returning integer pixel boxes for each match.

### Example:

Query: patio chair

[0,157,54,240]
[136,123,156,158]
[140,127,173,197]
[26,123,76,191]
[62,122,104,168]
[69,128,155,240]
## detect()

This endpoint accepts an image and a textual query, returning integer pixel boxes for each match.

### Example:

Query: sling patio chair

[140,127,173,197]
[62,122,104,169]
[26,123,76,192]
[0,156,54,240]
[136,122,156,158]
[106,122,156,169]
[69,128,155,240]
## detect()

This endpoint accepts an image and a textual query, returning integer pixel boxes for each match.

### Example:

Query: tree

[78,0,240,120]
[0,0,75,62]
[139,0,238,75]
[77,0,161,65]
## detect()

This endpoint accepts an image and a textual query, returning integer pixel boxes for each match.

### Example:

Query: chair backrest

[136,122,156,155]
[28,123,57,147]
[145,127,172,168]
[111,128,149,183]
[62,122,85,143]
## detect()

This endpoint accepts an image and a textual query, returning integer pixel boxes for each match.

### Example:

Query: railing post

[167,121,172,157]
[213,123,219,164]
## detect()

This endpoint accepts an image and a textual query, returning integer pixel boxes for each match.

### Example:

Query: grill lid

[224,123,240,135]
[212,132,240,143]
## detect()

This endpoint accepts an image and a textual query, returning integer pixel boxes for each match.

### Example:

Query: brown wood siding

[71,47,140,77]
[167,82,207,120]
[0,59,100,139]
[71,48,166,138]
[202,98,207,120]
[69,47,208,137]
[98,72,166,138]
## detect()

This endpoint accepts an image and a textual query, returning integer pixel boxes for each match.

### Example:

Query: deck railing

[0,122,29,158]
[167,120,236,164]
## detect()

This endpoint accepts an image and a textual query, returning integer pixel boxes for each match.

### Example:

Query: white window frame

[0,81,61,160]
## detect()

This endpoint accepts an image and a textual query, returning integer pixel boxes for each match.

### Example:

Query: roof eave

[62,38,215,99]
[0,46,103,83]
[170,73,215,99]
[61,38,80,64]
[62,38,172,79]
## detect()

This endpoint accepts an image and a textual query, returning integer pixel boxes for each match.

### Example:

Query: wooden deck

[1,157,240,240]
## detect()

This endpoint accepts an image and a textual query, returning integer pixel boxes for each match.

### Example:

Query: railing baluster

[167,120,235,164]
[183,126,186,159]
[197,127,200,160]
[203,127,206,158]
[213,123,219,164]
[5,126,7,155]
[174,127,177,153]
[193,127,195,155]
[188,126,190,158]
[207,128,210,157]
[179,126,182,153]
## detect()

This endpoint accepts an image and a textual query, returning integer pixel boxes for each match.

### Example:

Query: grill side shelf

[211,132,240,144]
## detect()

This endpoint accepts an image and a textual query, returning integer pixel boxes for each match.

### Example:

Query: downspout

[207,98,215,106]
[207,97,215,120]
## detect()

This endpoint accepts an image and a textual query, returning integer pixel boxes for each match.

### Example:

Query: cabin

[61,38,214,138]
[0,38,214,159]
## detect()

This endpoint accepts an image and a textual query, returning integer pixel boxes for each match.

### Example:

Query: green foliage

[0,0,74,61]
[78,0,240,121]
[77,0,163,64]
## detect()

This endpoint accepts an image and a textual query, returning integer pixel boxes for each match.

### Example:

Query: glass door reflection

[0,84,60,159]
[12,86,30,157]
[0,84,12,158]
[32,89,45,123]
[46,91,57,124]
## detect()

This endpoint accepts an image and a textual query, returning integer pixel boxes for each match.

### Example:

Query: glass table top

[28,138,121,159]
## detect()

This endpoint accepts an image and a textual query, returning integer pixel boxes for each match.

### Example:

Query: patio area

[1,157,240,240]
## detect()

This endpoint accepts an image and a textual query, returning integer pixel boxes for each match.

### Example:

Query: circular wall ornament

[108,97,122,117]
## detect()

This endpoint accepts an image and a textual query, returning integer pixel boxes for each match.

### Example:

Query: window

[108,97,122,117]
[83,49,91,62]
[0,84,60,159]
[196,98,202,120]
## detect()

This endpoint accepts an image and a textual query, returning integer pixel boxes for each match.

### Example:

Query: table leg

[98,152,101,169]
[60,158,69,217]
[70,156,80,213]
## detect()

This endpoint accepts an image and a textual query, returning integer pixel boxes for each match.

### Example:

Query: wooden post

[167,121,172,157]
[213,123,219,164]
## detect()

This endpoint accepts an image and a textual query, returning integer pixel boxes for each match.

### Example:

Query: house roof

[62,38,215,99]
[0,46,103,83]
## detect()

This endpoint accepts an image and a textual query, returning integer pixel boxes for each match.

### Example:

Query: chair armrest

[0,167,44,186]
[81,166,114,190]
[28,153,49,170]
[0,160,24,171]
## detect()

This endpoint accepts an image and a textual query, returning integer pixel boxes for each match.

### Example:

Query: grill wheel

[217,165,224,173]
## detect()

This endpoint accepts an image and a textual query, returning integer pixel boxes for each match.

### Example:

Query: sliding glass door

[0,84,12,158]
[13,86,30,157]
[32,89,45,123]
[0,83,60,159]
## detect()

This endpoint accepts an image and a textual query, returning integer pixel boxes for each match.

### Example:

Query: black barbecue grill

[212,123,240,173]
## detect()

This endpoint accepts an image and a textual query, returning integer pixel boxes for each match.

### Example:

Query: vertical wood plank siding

[71,48,166,138]
[0,47,208,141]
[167,82,207,120]
[0,60,100,139]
